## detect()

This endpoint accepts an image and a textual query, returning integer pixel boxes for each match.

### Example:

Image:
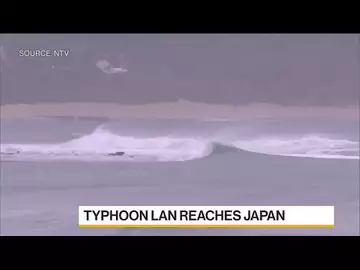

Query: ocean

[1,116,359,235]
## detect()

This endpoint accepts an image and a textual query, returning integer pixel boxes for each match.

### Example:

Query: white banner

[78,206,334,228]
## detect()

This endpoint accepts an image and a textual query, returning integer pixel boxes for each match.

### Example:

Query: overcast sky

[0,34,359,106]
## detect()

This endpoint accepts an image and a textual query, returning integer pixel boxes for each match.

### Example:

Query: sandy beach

[1,144,358,236]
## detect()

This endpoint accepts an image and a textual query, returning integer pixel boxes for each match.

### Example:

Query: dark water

[0,117,359,235]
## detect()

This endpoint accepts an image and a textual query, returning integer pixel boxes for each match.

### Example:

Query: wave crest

[1,126,358,162]
[1,128,215,162]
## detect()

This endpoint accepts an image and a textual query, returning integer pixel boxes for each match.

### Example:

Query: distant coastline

[1,100,358,121]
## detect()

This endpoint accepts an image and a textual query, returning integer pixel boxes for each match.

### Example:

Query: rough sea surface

[1,117,359,235]
[1,34,359,236]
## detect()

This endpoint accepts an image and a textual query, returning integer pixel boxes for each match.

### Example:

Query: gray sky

[0,34,359,106]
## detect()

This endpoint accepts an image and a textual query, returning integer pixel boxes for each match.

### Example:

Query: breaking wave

[1,126,358,162]
[230,135,359,160]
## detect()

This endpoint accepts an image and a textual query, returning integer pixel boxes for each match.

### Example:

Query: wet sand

[1,147,359,236]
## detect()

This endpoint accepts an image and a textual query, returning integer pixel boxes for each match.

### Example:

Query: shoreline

[1,142,359,236]
[1,101,358,121]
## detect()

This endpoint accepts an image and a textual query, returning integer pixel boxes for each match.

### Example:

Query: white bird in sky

[96,53,128,74]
